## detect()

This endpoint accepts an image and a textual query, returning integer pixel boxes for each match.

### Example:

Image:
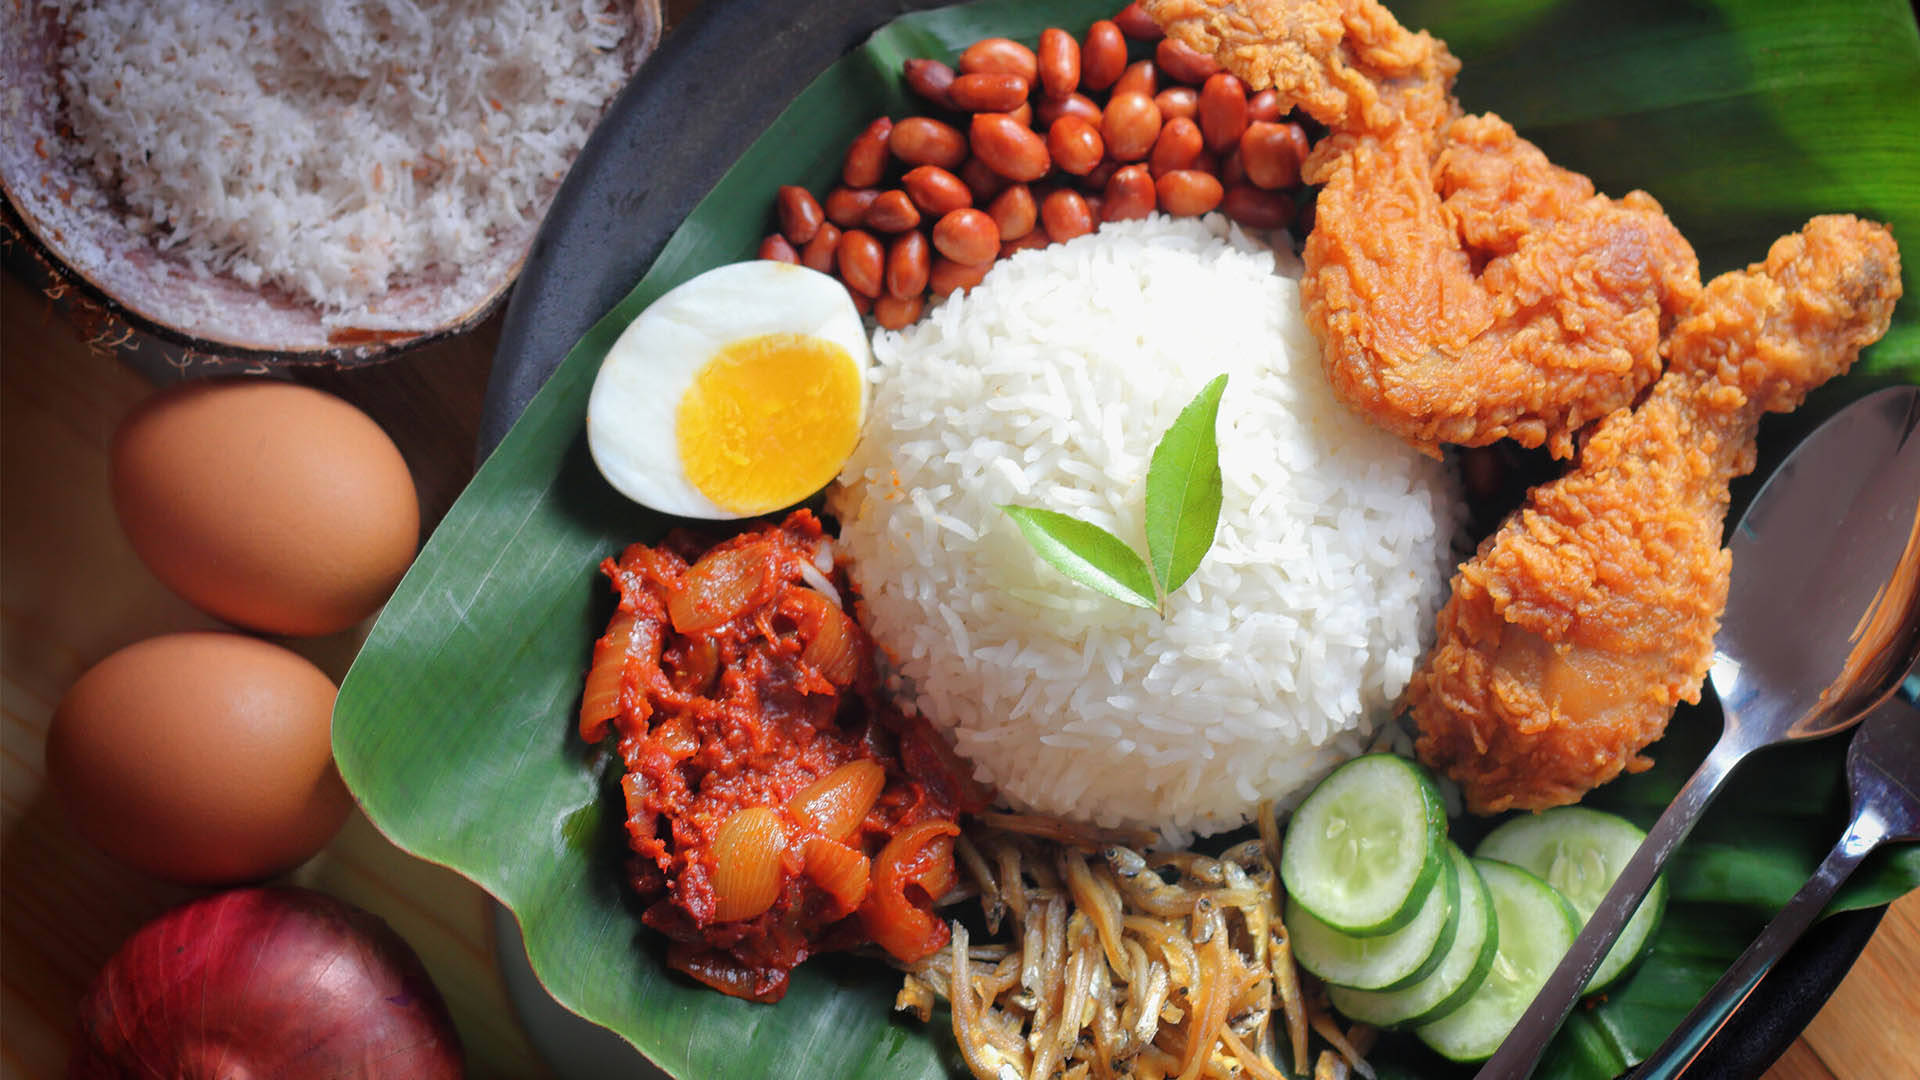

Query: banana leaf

[333,1,1920,1077]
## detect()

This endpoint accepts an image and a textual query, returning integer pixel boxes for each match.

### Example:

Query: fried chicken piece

[1147,0,1703,458]
[1305,115,1702,457]
[1144,0,1459,136]
[1410,216,1903,813]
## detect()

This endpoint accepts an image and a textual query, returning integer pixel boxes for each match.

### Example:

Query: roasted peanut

[930,255,991,297]
[1198,73,1248,152]
[950,72,1031,113]
[873,293,926,330]
[902,165,973,215]
[1036,92,1102,128]
[1083,193,1106,220]
[847,290,873,316]
[1113,2,1163,40]
[1280,123,1312,170]
[1101,91,1162,162]
[842,117,893,189]
[1221,184,1294,229]
[1008,101,1034,128]
[1000,229,1053,257]
[1080,19,1127,91]
[959,157,1010,203]
[889,116,968,169]
[1080,158,1119,193]
[864,189,922,233]
[886,230,932,298]
[959,37,1039,83]
[1154,38,1220,84]
[903,58,957,110]
[1154,86,1198,121]
[759,233,799,263]
[1247,88,1283,123]
[837,228,885,296]
[987,183,1038,240]
[776,185,825,244]
[931,207,1000,266]
[801,222,841,273]
[1114,58,1157,99]
[1240,121,1306,189]
[824,186,880,228]
[1048,115,1106,176]
[1148,116,1204,177]
[1221,146,1247,188]
[1038,28,1081,99]
[1040,188,1095,242]
[1155,169,1224,216]
[1102,163,1156,221]
[970,113,1051,181]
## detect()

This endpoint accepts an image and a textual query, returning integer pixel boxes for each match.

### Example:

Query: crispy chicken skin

[1143,0,1458,136]
[1306,116,1701,457]
[1410,216,1902,813]
[1146,0,1703,458]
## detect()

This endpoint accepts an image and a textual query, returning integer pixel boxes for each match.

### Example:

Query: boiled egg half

[587,261,870,519]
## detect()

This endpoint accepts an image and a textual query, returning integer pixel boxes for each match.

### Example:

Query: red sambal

[578,510,985,1002]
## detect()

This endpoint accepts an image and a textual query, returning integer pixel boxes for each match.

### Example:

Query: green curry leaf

[1006,375,1229,610]
[1144,374,1229,596]
[1000,505,1159,609]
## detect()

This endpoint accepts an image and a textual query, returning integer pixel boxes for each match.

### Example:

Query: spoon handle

[1475,738,1749,1080]
[1628,816,1889,1080]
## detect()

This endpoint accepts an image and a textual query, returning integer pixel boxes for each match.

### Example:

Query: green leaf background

[333,1,1920,1077]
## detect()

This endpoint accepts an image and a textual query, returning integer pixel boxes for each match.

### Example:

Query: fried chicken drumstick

[1147,0,1703,458]
[1409,216,1902,813]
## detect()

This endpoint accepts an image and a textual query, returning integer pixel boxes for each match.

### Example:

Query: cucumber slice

[1416,858,1580,1064]
[1288,838,1461,990]
[1327,843,1498,1028]
[1476,806,1666,992]
[1280,753,1448,936]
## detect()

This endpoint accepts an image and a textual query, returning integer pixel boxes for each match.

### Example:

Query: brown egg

[111,378,419,637]
[46,632,353,885]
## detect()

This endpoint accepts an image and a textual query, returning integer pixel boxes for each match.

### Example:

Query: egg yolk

[677,333,862,515]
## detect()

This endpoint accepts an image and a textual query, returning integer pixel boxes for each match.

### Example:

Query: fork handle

[1629,811,1892,1079]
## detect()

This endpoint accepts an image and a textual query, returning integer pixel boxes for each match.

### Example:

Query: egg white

[586,261,871,519]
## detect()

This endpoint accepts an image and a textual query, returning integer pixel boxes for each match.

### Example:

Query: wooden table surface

[2,242,1916,1080]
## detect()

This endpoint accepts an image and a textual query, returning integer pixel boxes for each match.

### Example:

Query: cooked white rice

[829,215,1462,842]
[49,0,636,317]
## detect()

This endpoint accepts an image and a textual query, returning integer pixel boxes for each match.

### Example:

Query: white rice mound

[829,215,1463,842]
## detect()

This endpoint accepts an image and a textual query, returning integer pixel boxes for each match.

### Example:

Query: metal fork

[1631,678,1920,1079]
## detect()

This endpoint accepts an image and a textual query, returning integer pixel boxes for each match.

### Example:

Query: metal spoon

[1477,384,1920,1080]
[1629,678,1920,1080]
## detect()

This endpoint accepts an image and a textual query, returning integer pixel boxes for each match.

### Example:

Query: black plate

[477,0,1889,1075]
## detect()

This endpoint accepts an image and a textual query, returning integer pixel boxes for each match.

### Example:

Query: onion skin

[70,887,463,1080]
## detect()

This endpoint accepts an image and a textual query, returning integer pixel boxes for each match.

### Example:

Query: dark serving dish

[476,1,1894,1076]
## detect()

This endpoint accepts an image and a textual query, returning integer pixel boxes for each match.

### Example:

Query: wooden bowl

[0,2,662,368]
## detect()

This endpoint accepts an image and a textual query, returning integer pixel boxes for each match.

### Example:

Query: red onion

[70,887,463,1079]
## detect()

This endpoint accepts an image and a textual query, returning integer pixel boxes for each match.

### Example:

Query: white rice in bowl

[829,215,1463,842]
